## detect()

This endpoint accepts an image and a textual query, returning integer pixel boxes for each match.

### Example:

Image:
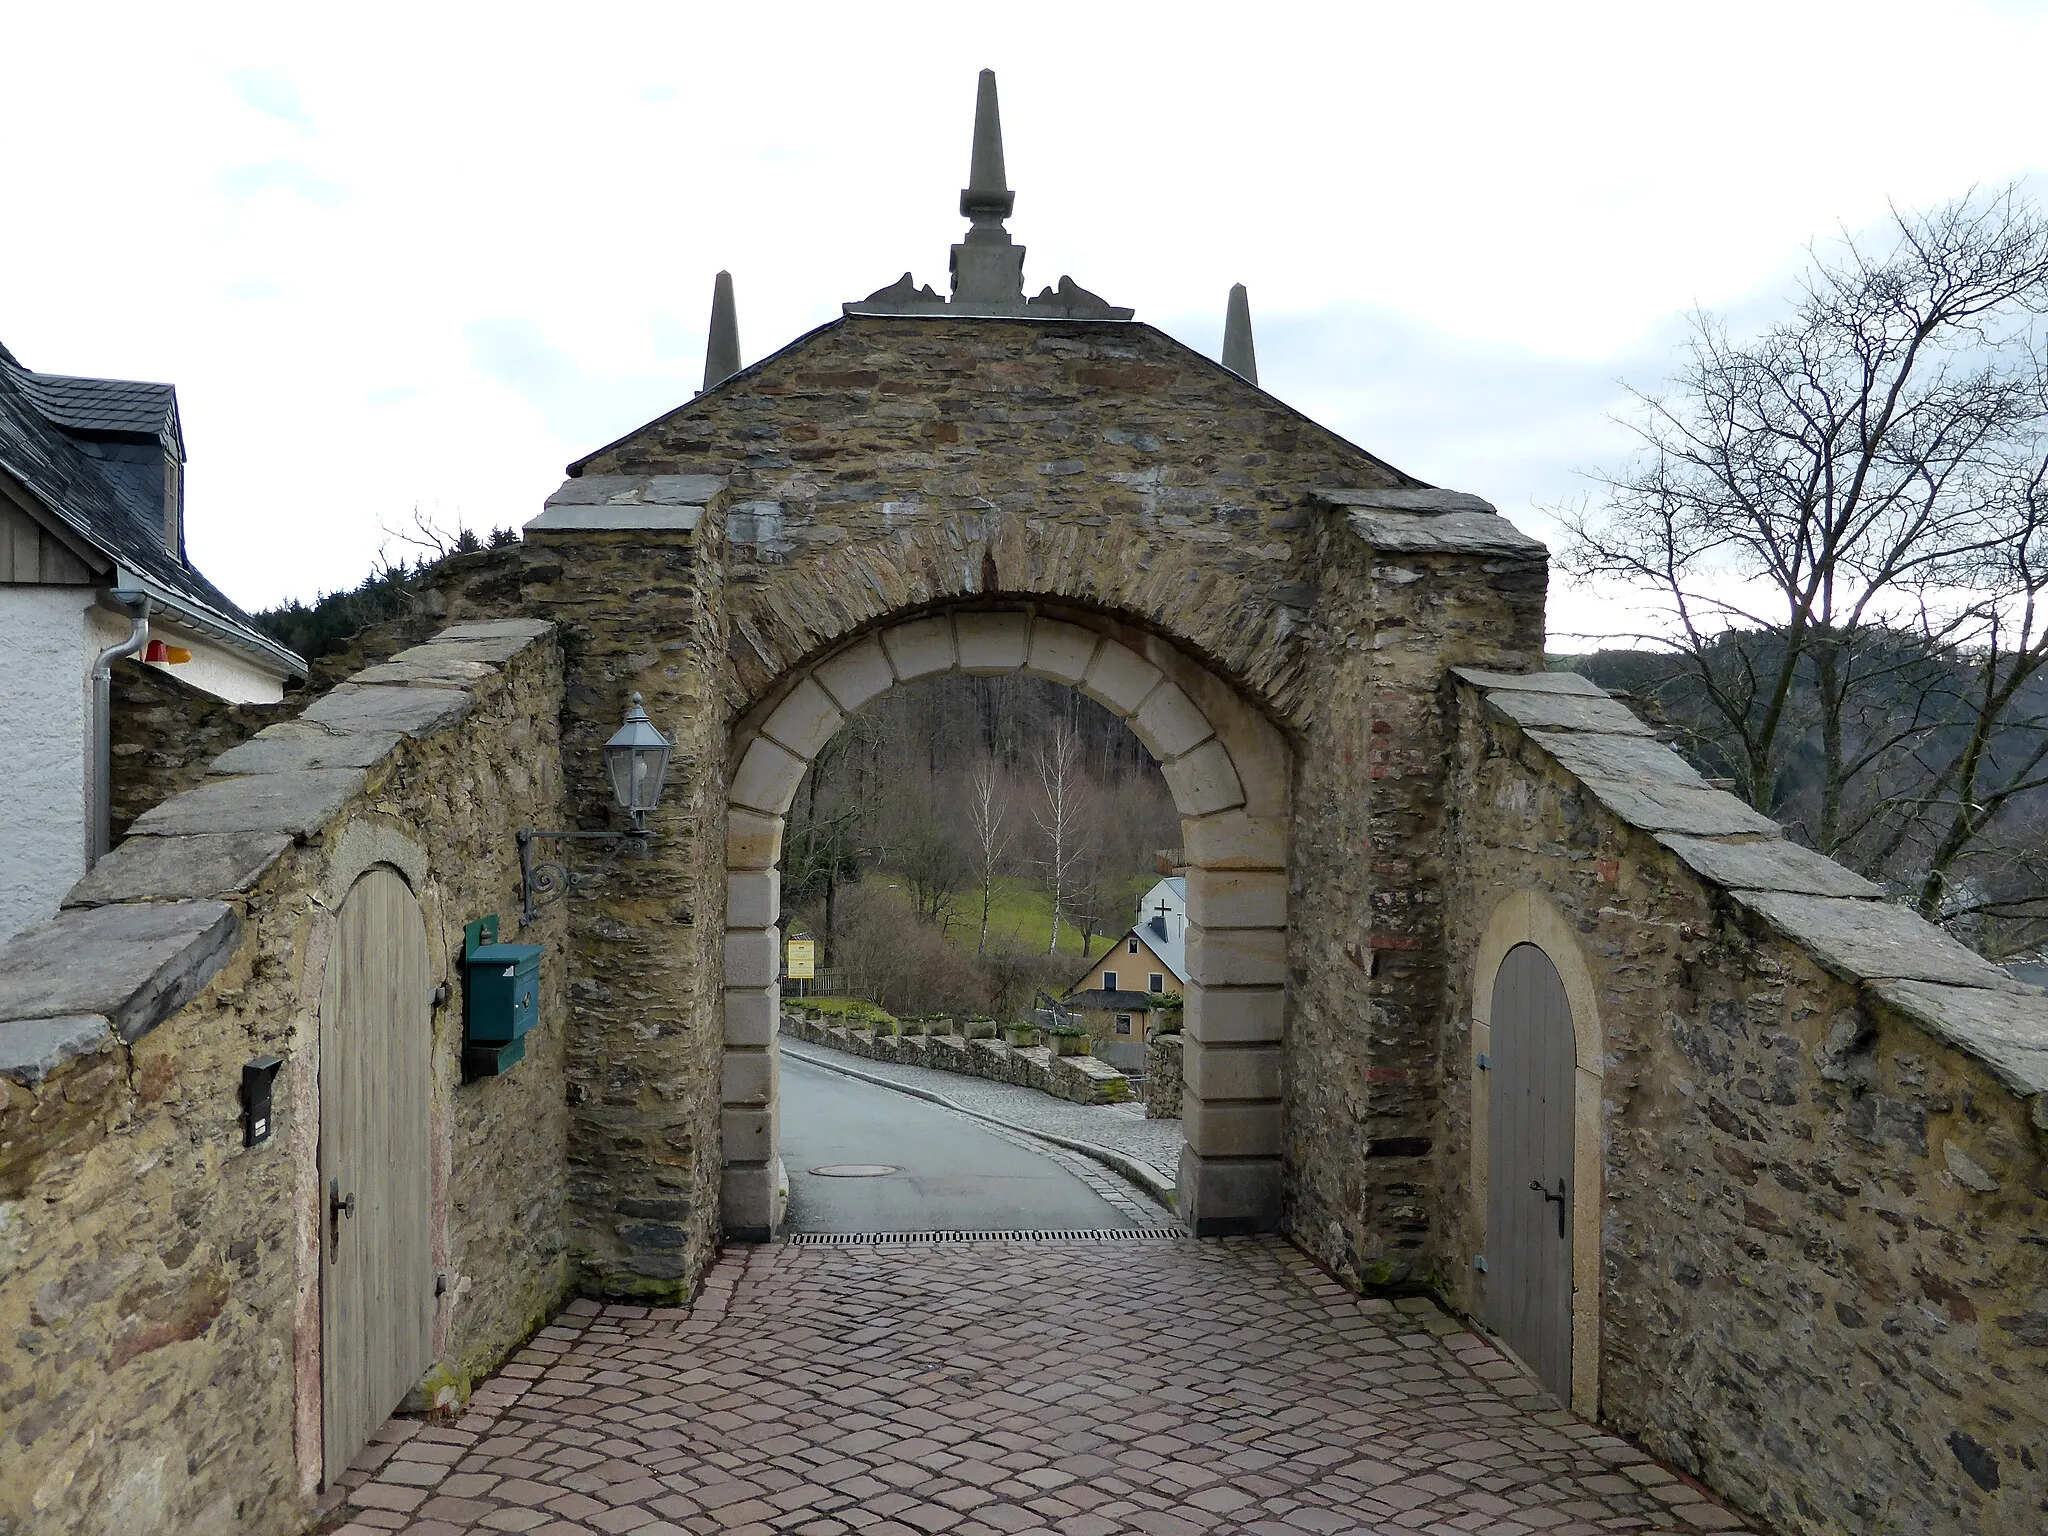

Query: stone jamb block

[1176,1148,1282,1236]
[813,637,894,712]
[954,611,1030,674]
[730,738,807,815]
[1131,680,1213,762]
[721,1106,774,1163]
[726,809,784,870]
[1181,1090,1284,1157]
[1183,810,1288,871]
[721,1162,776,1241]
[1186,924,1286,987]
[1185,984,1285,1043]
[722,928,781,989]
[1080,640,1164,717]
[760,678,844,760]
[724,987,780,1047]
[721,1046,777,1106]
[1022,620,1100,685]
[879,617,957,681]
[1183,1039,1282,1101]
[1185,870,1287,930]
[1161,740,1245,817]
[726,869,781,931]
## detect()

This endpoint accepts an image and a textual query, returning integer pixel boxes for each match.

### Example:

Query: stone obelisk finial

[702,271,741,392]
[950,70,1026,311]
[1222,284,1258,385]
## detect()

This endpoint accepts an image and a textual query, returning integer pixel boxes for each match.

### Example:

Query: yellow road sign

[786,939,816,980]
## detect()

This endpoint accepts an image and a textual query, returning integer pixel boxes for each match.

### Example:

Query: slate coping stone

[1488,690,1655,736]
[0,901,241,1043]
[0,1015,116,1087]
[1347,509,1547,560]
[1313,486,1500,516]
[1530,731,1708,790]
[211,722,408,774]
[1578,779,1781,837]
[1871,979,2048,1104]
[131,769,368,838]
[64,831,293,907]
[434,618,556,642]
[1452,667,1607,697]
[1734,890,2011,989]
[299,683,473,737]
[523,504,703,534]
[1656,834,1882,899]
[387,633,545,667]
[542,473,725,506]
[349,656,498,687]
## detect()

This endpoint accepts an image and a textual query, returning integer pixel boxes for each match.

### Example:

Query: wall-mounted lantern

[516,694,673,924]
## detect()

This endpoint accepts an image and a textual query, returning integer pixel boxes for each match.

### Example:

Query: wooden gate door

[1486,942,1574,1397]
[319,865,434,1482]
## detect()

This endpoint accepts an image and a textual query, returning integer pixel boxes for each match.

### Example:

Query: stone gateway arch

[523,308,1547,1274]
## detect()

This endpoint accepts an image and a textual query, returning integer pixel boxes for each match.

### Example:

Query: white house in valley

[1063,876,1188,1061]
[0,341,305,941]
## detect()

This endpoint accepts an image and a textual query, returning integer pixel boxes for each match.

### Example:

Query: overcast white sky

[5,1,2045,641]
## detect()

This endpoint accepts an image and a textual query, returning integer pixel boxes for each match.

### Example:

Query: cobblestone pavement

[781,1038,1186,1187]
[335,1237,1759,1536]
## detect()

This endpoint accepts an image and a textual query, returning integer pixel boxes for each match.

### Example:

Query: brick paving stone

[345,1238,1761,1536]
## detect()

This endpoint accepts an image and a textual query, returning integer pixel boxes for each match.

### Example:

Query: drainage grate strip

[788,1227,1185,1247]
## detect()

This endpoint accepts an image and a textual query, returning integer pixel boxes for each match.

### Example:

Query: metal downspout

[89,592,151,864]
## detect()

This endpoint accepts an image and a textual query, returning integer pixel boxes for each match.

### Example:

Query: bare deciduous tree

[1566,187,2048,955]
[1033,717,1091,954]
[965,755,1013,954]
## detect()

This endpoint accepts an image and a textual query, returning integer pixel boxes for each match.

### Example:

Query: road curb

[782,1041,1181,1213]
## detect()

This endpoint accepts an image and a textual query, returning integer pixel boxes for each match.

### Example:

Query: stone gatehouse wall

[0,620,570,1536]
[1440,668,2048,1536]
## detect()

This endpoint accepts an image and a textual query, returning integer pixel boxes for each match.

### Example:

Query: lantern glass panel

[601,696,673,820]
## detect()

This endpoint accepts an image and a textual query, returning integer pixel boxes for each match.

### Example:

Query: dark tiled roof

[1063,990,1158,1011]
[6,367,181,454]
[0,353,300,677]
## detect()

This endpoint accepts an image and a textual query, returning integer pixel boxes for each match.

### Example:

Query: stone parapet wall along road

[0,619,570,1536]
[782,1010,1134,1105]
[1441,667,2048,1536]
[1146,1031,1184,1118]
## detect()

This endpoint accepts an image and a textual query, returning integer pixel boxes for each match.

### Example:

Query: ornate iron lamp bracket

[517,827,652,925]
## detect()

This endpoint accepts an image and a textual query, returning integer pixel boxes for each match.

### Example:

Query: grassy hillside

[858,874,1155,970]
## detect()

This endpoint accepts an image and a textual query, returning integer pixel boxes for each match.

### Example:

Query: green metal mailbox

[463,919,544,1080]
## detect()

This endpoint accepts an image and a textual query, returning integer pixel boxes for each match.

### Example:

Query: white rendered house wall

[0,589,99,942]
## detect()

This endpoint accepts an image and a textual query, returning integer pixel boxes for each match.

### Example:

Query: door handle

[329,1177,357,1252]
[1529,1178,1567,1240]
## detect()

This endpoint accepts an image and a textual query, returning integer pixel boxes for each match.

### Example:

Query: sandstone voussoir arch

[718,603,1294,1240]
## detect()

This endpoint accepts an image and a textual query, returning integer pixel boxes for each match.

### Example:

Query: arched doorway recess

[1470,891,1605,1414]
[718,602,1294,1240]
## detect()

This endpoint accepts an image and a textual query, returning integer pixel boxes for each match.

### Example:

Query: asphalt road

[781,1053,1149,1233]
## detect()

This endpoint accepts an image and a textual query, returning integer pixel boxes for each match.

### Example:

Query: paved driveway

[334,1237,1756,1536]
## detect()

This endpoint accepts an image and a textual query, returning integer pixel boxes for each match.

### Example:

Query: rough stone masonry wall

[0,620,570,1536]
[1440,670,2048,1536]
[1281,500,1547,1289]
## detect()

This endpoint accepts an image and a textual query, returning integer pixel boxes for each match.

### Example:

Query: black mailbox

[242,1056,283,1147]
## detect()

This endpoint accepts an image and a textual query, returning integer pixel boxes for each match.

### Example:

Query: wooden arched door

[318,865,434,1481]
[1485,942,1574,1397]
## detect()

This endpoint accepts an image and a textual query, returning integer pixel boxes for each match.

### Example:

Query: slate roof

[1063,989,1160,1012]
[0,348,302,678]
[7,368,182,454]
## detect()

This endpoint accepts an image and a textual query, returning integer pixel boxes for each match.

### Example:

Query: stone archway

[717,604,1294,1240]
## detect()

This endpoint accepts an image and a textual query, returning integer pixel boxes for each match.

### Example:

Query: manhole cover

[809,1164,900,1178]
